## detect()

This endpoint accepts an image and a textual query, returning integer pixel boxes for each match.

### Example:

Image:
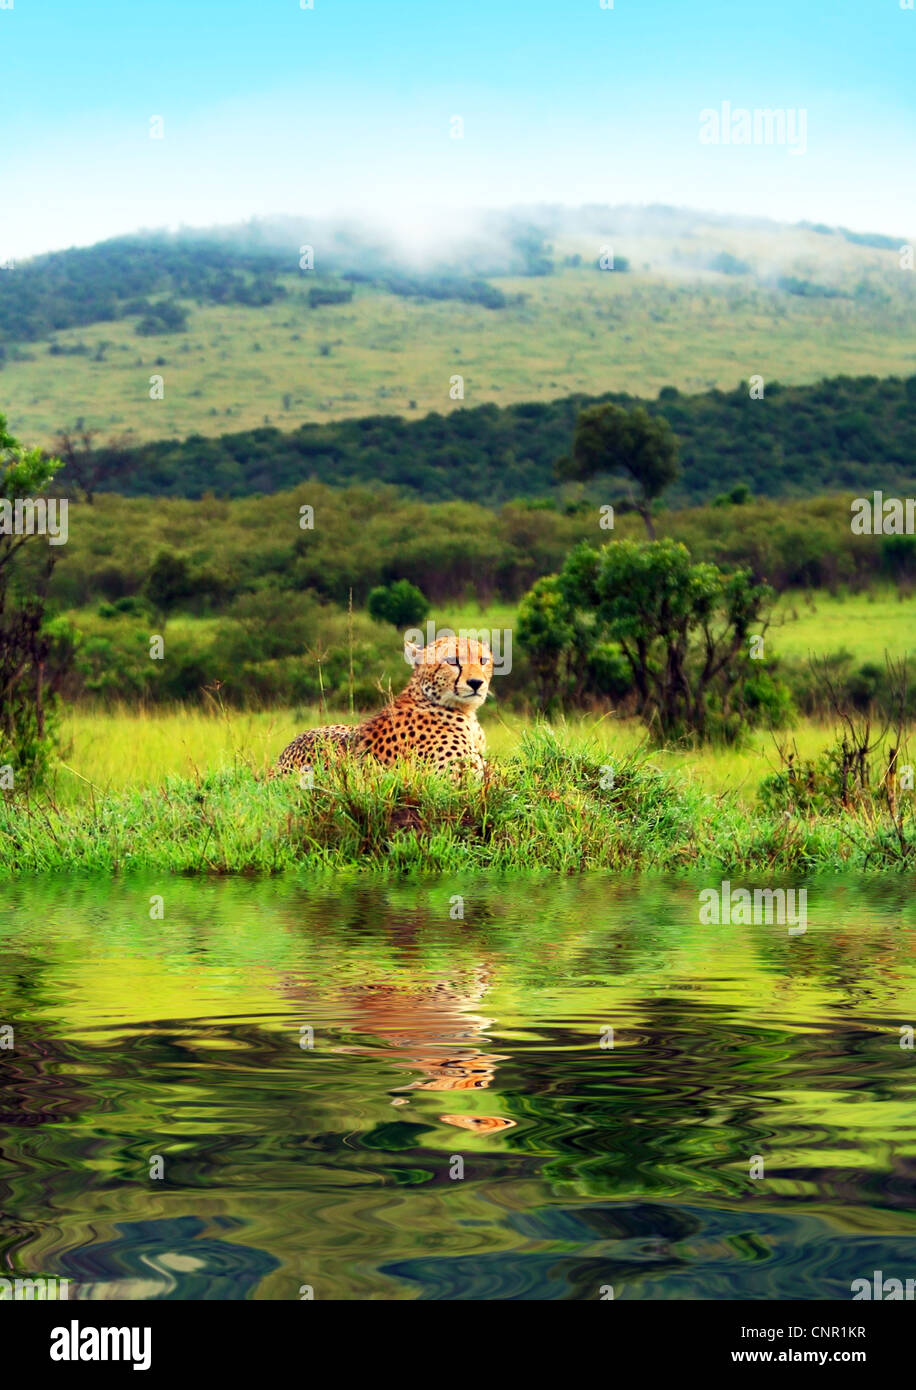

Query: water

[1,874,915,1300]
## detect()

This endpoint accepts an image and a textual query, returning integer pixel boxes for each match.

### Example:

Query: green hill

[2,209,914,450]
[32,373,916,506]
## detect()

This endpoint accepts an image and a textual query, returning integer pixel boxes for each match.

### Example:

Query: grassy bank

[5,728,913,878]
[13,583,916,876]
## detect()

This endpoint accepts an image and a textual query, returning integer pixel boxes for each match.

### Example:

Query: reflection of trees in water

[4,875,916,1285]
[755,927,908,1013]
[0,1019,99,1248]
[491,990,916,1214]
[272,884,916,1189]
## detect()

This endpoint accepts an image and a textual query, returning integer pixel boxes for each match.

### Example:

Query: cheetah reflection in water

[281,964,513,1134]
[338,965,514,1134]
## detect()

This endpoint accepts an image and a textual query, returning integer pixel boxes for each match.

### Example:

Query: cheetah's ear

[404,639,423,666]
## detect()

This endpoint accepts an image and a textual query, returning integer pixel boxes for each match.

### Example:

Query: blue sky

[2,0,914,257]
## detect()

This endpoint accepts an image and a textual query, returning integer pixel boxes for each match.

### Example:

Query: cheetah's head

[405,635,492,711]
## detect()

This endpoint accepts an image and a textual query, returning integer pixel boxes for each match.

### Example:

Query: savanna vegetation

[2,230,914,874]
[0,225,562,345]
[1,437,912,877]
[2,727,913,877]
[0,418,72,788]
[27,373,916,504]
[0,238,293,342]
[4,453,914,726]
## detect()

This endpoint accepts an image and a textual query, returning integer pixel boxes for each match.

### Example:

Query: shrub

[520,537,785,742]
[136,299,188,335]
[145,551,196,614]
[367,579,430,629]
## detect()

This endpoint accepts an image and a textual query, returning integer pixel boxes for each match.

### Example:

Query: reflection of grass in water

[2,876,916,1298]
[5,873,915,1030]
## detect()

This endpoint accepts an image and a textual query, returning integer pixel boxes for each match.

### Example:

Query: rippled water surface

[2,875,915,1299]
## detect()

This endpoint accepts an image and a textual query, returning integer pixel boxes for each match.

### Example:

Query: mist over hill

[3,205,914,458]
[2,204,909,345]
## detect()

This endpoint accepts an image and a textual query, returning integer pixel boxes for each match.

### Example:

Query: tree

[516,570,630,711]
[524,538,777,742]
[367,579,429,629]
[136,299,188,335]
[0,415,74,787]
[713,482,751,508]
[516,575,579,706]
[882,534,916,583]
[53,423,135,504]
[145,551,196,615]
[559,403,680,539]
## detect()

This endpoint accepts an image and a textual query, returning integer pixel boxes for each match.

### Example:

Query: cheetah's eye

[480,656,489,665]
[446,657,460,667]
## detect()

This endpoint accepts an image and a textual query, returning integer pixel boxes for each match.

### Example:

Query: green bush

[367,579,430,629]
[145,551,196,614]
[519,537,786,741]
[882,534,916,581]
[136,299,189,335]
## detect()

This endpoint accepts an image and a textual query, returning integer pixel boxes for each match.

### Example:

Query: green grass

[766,589,916,665]
[5,727,913,878]
[5,584,908,877]
[6,219,916,447]
[51,702,842,806]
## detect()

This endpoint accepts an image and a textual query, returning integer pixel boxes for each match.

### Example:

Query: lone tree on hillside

[559,402,680,539]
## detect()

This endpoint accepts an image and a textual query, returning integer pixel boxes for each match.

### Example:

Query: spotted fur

[272,635,492,778]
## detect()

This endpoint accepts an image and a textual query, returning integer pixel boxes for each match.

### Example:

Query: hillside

[2,209,914,450]
[33,373,916,506]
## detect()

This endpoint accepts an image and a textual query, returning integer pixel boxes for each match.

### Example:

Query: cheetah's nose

[467,678,484,692]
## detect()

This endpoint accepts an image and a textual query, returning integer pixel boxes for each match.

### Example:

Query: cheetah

[272,634,492,778]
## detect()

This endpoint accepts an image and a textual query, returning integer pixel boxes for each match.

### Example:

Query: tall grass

[4,725,912,878]
[52,702,886,807]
